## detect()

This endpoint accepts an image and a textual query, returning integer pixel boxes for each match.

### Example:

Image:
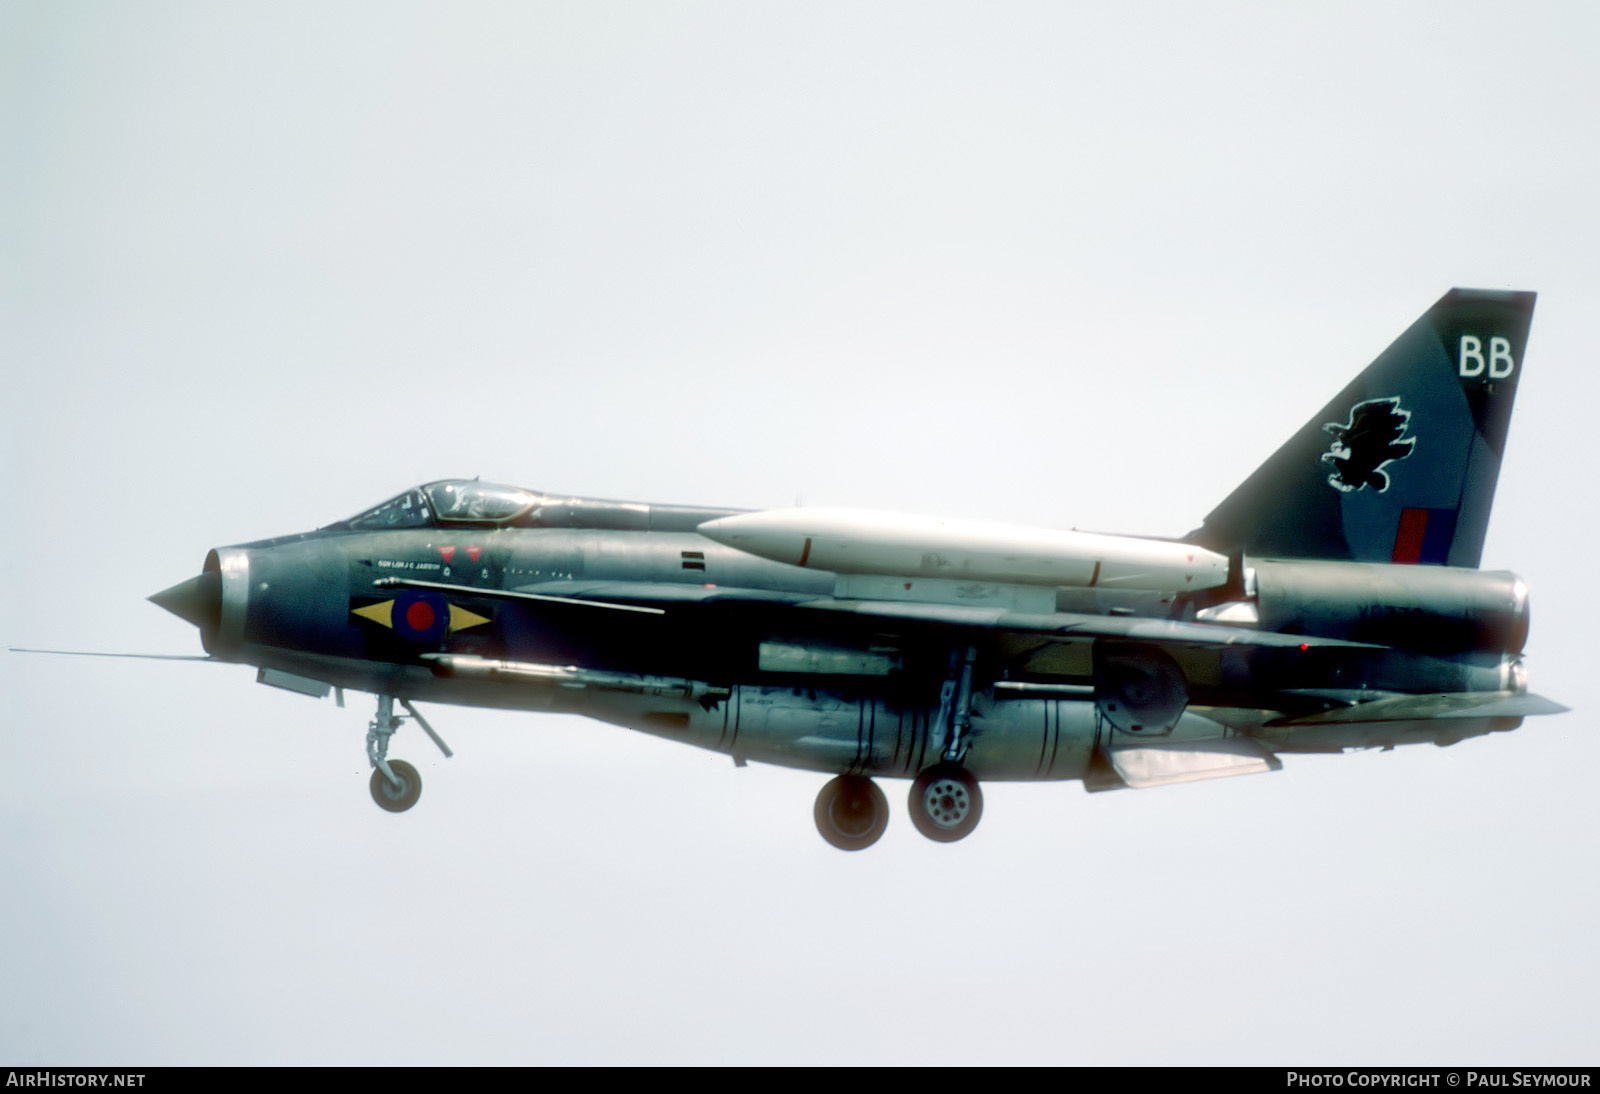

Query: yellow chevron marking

[448,604,491,633]
[352,600,395,628]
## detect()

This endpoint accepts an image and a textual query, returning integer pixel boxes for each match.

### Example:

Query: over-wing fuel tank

[698,507,1230,592]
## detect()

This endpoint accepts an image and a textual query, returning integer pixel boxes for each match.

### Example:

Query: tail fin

[1189,289,1536,568]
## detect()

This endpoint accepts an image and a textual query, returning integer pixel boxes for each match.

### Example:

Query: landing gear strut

[813,775,889,851]
[938,645,980,764]
[908,762,983,843]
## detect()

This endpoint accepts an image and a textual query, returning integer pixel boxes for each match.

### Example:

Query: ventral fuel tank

[699,508,1230,593]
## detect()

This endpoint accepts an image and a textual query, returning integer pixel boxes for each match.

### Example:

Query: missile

[698,507,1229,592]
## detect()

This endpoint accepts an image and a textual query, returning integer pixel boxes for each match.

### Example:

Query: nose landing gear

[365,694,452,813]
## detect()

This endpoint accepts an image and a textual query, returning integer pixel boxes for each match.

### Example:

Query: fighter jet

[142,288,1562,849]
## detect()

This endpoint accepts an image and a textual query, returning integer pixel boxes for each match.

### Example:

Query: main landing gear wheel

[908,763,983,843]
[370,759,422,813]
[814,775,889,851]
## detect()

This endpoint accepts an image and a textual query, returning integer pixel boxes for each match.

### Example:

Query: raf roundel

[392,590,451,643]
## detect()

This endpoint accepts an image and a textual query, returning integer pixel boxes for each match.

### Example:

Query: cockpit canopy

[343,481,536,530]
[334,480,741,533]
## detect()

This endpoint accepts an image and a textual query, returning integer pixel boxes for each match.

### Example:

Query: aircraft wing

[788,598,1379,651]
[381,576,815,609]
[1269,690,1569,724]
[384,576,1371,653]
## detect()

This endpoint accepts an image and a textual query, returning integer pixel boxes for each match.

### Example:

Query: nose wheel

[813,775,889,850]
[908,763,983,843]
[370,759,422,812]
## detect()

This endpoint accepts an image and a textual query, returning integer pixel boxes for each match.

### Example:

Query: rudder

[1189,289,1536,568]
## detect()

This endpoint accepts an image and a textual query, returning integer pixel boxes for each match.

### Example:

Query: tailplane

[1189,289,1536,567]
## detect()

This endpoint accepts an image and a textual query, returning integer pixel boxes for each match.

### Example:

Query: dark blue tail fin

[1189,289,1536,567]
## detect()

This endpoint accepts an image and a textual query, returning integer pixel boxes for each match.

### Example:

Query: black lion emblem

[1321,397,1415,493]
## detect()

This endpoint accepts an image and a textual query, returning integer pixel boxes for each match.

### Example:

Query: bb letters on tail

[1189,289,1536,568]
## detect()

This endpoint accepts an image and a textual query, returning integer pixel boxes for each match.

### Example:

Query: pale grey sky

[3,1,1597,1064]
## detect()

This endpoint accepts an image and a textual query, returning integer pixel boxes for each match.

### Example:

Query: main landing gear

[812,645,990,849]
[814,775,889,851]
[366,694,452,813]
[811,763,984,850]
[907,763,984,843]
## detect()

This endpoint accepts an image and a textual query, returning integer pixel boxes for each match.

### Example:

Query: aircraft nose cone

[149,570,221,632]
